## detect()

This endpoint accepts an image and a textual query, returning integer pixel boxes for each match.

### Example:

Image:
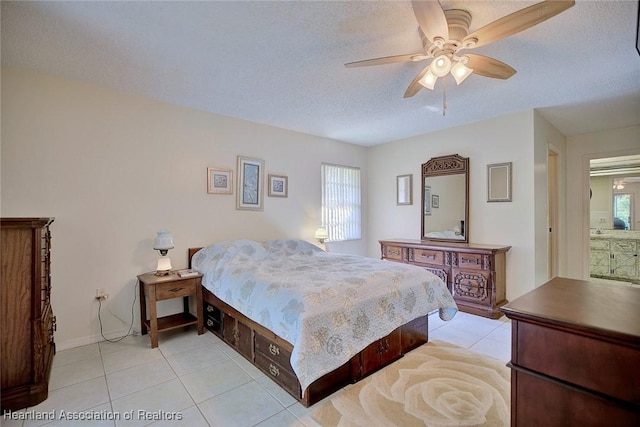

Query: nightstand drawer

[155,278,196,300]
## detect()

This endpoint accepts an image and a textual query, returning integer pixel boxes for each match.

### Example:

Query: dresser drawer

[513,368,640,426]
[409,248,444,265]
[255,352,300,398]
[382,245,403,261]
[457,252,483,270]
[515,321,640,404]
[154,278,196,300]
[452,269,490,303]
[254,333,293,369]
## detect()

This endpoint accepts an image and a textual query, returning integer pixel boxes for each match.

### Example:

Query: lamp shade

[451,62,473,85]
[153,231,174,251]
[315,227,328,241]
[419,68,437,90]
[430,55,452,77]
[156,257,172,273]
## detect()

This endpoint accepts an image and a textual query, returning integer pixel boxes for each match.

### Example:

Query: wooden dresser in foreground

[1,218,56,411]
[380,239,510,318]
[501,277,640,426]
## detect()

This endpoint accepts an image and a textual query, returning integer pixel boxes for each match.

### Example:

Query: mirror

[422,154,469,242]
[589,155,640,232]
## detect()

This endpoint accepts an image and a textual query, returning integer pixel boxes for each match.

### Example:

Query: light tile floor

[2,311,511,427]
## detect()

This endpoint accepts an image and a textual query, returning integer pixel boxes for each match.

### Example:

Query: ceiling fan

[346,0,575,99]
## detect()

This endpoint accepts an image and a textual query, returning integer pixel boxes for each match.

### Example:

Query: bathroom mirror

[421,154,469,242]
[589,155,640,232]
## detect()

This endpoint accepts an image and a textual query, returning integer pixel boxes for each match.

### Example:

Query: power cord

[98,279,138,343]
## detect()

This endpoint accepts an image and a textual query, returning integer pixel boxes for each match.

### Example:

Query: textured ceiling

[2,0,639,146]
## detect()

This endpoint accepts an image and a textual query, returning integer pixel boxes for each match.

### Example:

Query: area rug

[310,340,510,427]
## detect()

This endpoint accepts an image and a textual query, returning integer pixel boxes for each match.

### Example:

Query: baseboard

[55,328,139,351]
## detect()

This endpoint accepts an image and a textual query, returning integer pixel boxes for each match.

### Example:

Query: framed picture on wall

[268,174,288,197]
[487,162,512,202]
[432,194,439,208]
[207,167,233,194]
[396,174,412,205]
[236,156,264,210]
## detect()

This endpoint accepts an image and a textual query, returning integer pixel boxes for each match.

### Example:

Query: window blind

[321,163,361,241]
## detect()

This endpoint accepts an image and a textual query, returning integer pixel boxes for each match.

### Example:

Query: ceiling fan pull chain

[442,78,448,116]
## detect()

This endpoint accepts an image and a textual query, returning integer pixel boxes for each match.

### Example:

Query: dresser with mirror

[380,154,511,318]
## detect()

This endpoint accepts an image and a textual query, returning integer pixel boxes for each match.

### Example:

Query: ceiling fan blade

[412,0,449,43]
[345,53,427,68]
[463,54,516,79]
[404,66,431,98]
[463,0,575,49]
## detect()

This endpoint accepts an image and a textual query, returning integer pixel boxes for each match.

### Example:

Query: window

[613,193,632,230]
[321,163,361,241]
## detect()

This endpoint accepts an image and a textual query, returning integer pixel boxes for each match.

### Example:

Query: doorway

[588,154,640,287]
[548,147,559,279]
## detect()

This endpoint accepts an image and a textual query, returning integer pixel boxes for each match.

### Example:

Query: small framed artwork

[432,194,439,208]
[268,174,288,197]
[487,162,512,202]
[207,167,233,194]
[424,185,431,215]
[396,174,412,205]
[237,156,264,210]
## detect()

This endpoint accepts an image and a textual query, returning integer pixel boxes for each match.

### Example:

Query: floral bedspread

[192,239,457,391]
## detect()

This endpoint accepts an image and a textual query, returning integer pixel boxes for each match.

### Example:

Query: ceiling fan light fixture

[431,55,451,77]
[419,68,437,90]
[451,62,473,85]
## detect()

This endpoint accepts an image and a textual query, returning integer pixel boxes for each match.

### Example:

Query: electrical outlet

[95,288,108,300]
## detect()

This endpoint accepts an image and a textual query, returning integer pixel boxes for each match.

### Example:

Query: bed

[189,239,457,407]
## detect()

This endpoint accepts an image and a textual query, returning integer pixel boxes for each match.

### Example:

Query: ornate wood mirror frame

[421,154,469,243]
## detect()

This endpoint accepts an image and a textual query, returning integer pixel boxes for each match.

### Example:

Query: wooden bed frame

[188,248,430,407]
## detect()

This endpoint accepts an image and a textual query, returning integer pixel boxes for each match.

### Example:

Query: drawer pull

[421,252,435,260]
[461,258,479,265]
[206,305,214,312]
[269,363,280,377]
[269,343,280,356]
[388,249,400,256]
[207,319,214,327]
[169,287,184,292]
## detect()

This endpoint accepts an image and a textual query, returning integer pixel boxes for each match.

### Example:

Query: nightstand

[137,271,204,348]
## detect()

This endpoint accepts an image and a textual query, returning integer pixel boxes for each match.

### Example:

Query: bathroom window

[613,193,632,230]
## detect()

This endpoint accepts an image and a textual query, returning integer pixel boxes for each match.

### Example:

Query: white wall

[566,126,640,279]
[367,111,542,301]
[6,66,630,350]
[533,110,567,281]
[1,68,368,350]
